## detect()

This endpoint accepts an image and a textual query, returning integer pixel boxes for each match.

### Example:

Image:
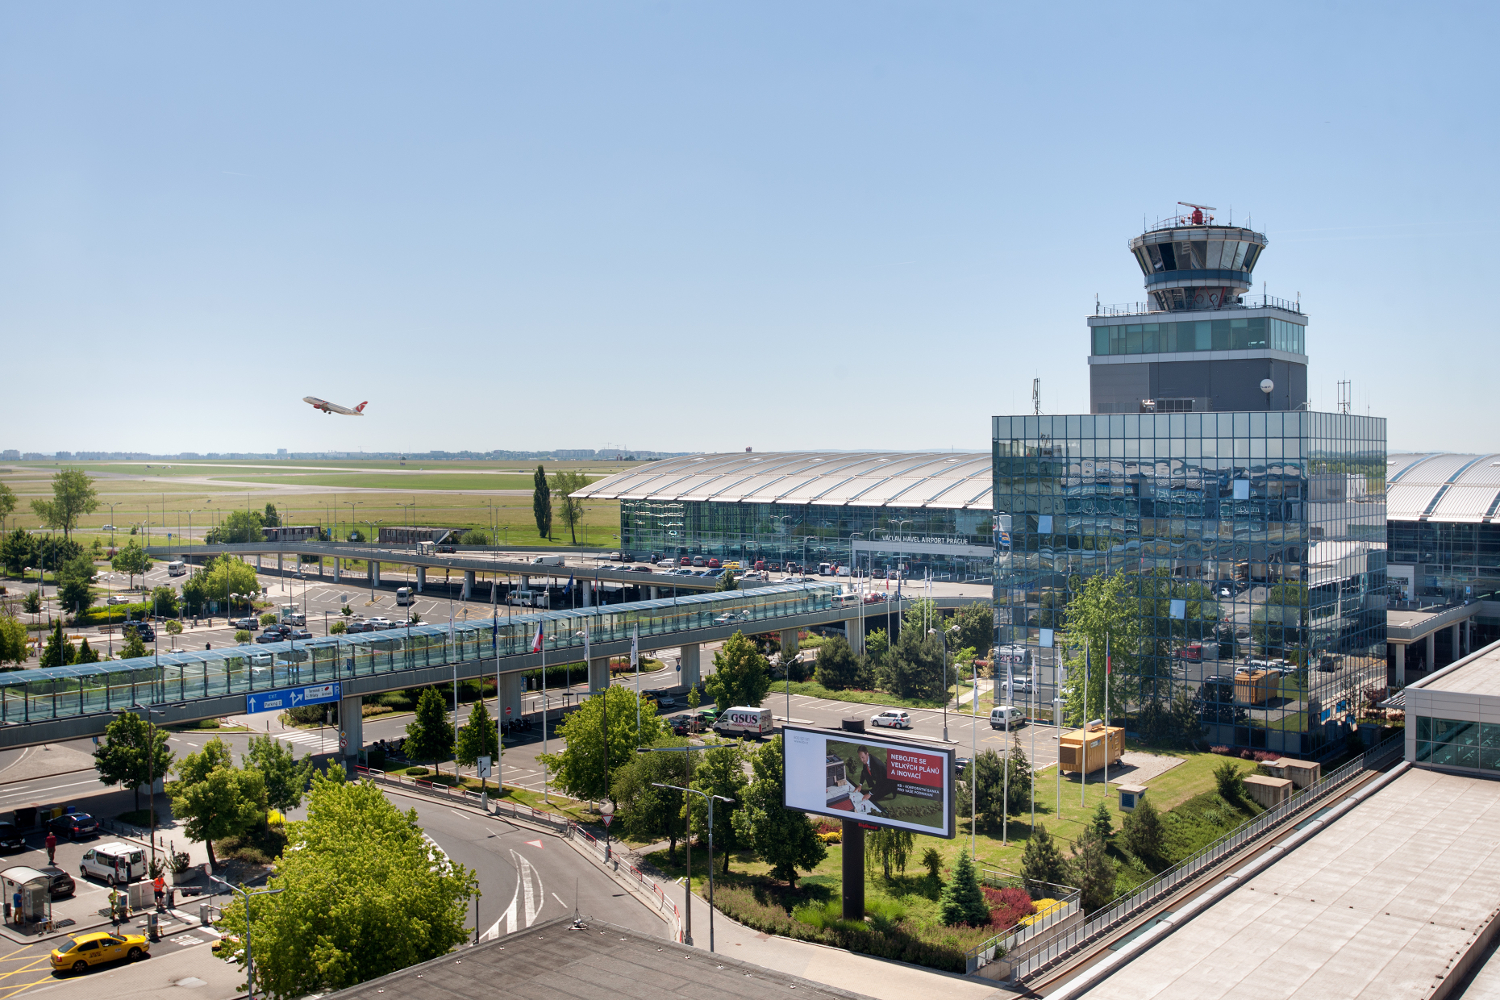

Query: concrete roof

[319,916,882,1000]
[1409,641,1500,698]
[1386,453,1500,523]
[1077,767,1500,1000]
[570,452,992,510]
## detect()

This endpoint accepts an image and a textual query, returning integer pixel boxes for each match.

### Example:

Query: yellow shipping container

[1058,725,1124,775]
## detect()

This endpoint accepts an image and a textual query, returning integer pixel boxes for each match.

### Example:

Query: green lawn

[201,473,560,491]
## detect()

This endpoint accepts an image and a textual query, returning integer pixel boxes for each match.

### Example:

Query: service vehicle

[712,706,773,737]
[78,841,145,884]
[530,555,565,567]
[167,560,187,577]
[396,587,414,606]
[870,709,912,729]
[989,706,1024,729]
[50,931,148,973]
[279,605,306,626]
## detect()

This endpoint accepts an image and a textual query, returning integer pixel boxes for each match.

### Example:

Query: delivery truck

[713,706,773,738]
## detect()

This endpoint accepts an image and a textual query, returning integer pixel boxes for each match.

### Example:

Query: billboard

[782,725,955,839]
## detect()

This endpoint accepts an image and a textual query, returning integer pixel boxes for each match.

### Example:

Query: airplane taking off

[303,396,368,416]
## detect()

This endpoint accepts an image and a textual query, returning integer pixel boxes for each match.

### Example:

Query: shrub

[1214,760,1246,802]
[982,886,1035,930]
[818,830,842,844]
[234,630,251,644]
[259,613,278,626]
[1209,745,1232,756]
[406,766,429,777]
[1021,898,1063,926]
[1252,750,1280,762]
[330,620,347,634]
[922,847,943,881]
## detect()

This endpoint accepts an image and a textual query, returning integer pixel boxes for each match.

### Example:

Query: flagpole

[1082,639,1089,810]
[541,620,549,803]
[1104,634,1110,796]
[1057,644,1063,819]
[632,624,641,740]
[493,585,500,807]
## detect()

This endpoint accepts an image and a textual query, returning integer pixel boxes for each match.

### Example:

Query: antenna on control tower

[1337,379,1351,414]
[1032,378,1041,415]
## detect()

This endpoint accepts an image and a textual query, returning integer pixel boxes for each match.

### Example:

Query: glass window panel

[1434,718,1477,745]
[1230,318,1251,350]
[1126,329,1142,354]
[1416,740,1434,761]
[1212,320,1230,351]
[1431,742,1460,767]
[1094,328,1109,355]
[1195,322,1211,350]
[1246,318,1267,349]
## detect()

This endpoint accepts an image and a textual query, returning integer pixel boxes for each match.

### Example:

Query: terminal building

[995,205,1387,755]
[571,451,994,581]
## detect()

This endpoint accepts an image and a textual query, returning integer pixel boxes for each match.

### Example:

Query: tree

[550,470,589,544]
[1089,801,1113,839]
[173,738,265,869]
[0,614,28,666]
[245,734,315,813]
[21,589,42,615]
[182,555,259,615]
[29,469,98,539]
[541,686,664,802]
[1,529,30,577]
[1019,823,1070,895]
[94,711,175,813]
[214,508,265,544]
[686,683,700,710]
[39,620,75,668]
[952,601,996,661]
[704,632,771,713]
[453,700,500,792]
[403,689,456,774]
[1059,571,1139,727]
[866,828,915,879]
[213,770,477,998]
[689,741,749,874]
[939,850,990,927]
[121,631,148,658]
[111,540,152,590]
[958,749,1003,827]
[1003,733,1034,815]
[74,638,99,663]
[233,630,251,645]
[262,503,280,528]
[611,739,691,864]
[1214,760,1246,802]
[886,623,947,700]
[731,736,825,885]
[1068,831,1117,913]
[715,569,739,592]
[1121,797,1165,867]
[532,465,552,539]
[814,636,862,691]
[0,483,15,532]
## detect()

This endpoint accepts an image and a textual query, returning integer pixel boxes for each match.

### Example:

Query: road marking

[168,934,203,947]
[552,892,569,908]
[448,809,471,820]
[525,839,543,849]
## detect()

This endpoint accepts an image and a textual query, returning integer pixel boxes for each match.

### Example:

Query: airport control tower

[1088,203,1309,413]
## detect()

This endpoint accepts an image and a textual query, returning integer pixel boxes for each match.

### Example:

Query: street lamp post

[928,624,959,742]
[210,876,284,1000]
[132,704,167,870]
[652,782,733,953]
[636,745,698,944]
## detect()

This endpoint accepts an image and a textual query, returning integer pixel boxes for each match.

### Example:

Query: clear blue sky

[4,2,1495,455]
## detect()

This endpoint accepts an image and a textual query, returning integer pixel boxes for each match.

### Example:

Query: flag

[531,623,544,653]
[630,624,638,668]
[563,574,573,595]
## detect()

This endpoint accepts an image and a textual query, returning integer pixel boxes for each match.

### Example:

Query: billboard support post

[840,717,867,922]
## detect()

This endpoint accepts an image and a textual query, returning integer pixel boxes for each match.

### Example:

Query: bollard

[199,902,210,926]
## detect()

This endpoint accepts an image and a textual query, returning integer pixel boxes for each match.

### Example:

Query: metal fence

[992,734,1404,983]
[965,872,1082,974]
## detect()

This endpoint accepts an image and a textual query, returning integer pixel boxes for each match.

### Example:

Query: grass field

[198,472,548,490]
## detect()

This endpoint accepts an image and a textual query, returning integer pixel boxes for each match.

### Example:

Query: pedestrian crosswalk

[275,729,338,753]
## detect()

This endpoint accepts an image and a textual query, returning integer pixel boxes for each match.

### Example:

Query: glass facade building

[993,410,1388,754]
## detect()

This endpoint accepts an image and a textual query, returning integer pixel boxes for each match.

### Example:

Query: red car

[707,557,721,568]
[679,556,692,566]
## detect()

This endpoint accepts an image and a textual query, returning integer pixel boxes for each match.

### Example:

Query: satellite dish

[1260,379,1275,395]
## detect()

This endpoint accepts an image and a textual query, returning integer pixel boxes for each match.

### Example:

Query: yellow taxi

[49,931,149,974]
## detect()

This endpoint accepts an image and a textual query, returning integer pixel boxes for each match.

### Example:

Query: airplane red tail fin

[355,401,368,412]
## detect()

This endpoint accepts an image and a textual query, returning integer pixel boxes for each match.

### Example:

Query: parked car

[670,716,691,736]
[263,623,291,636]
[609,551,622,561]
[50,931,149,974]
[620,551,635,562]
[287,629,313,640]
[707,557,721,568]
[105,595,132,606]
[254,632,282,644]
[0,822,25,851]
[366,617,394,630]
[122,622,155,643]
[40,865,75,898]
[48,812,100,840]
[692,555,706,567]
[655,693,678,709]
[989,706,1024,729]
[679,556,692,567]
[871,709,912,729]
[344,620,373,633]
[230,616,259,631]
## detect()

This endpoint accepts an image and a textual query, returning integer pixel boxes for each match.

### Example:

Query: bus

[167,561,187,576]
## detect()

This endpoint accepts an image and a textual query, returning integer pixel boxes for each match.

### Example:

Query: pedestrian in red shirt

[44,831,55,865]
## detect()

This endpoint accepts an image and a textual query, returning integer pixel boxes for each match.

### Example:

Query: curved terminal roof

[1386,453,1500,523]
[570,452,993,510]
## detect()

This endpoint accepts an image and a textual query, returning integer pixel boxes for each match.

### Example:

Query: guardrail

[356,766,683,939]
[965,872,1082,974]
[1000,734,1404,983]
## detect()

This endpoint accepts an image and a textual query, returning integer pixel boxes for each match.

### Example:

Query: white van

[79,842,147,885]
[713,706,773,738]
[167,560,187,577]
[989,706,1024,730]
[395,587,414,606]
[530,555,566,567]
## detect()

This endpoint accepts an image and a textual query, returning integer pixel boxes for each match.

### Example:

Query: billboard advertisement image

[782,725,955,838]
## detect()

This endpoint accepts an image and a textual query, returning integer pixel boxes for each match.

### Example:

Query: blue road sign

[246,682,341,716]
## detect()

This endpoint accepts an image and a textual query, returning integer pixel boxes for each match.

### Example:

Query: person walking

[108,887,120,929]
[44,830,56,866]
[153,874,165,912]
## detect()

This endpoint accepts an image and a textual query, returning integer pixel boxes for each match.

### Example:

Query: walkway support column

[588,656,611,695]
[1427,632,1436,673]
[339,695,363,778]
[333,558,342,583]
[463,570,474,601]
[1453,623,1462,664]
[840,716,866,921]
[277,553,283,576]
[583,581,592,608]
[371,561,381,589]
[499,671,524,729]
[847,618,865,655]
[1396,642,1406,687]
[650,586,659,601]
[680,642,701,690]
[416,566,426,593]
